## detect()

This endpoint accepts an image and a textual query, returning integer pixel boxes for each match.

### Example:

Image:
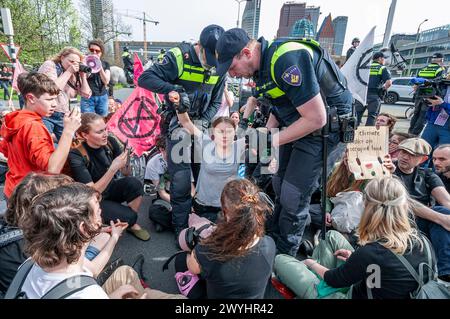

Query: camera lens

[79,64,92,73]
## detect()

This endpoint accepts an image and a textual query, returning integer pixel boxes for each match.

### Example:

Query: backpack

[367,237,450,299]
[62,138,115,177]
[0,221,23,249]
[4,259,98,299]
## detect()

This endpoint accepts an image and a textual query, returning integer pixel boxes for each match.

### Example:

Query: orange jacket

[0,110,55,197]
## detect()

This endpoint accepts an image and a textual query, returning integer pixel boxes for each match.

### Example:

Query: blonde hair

[51,47,84,64]
[357,177,422,255]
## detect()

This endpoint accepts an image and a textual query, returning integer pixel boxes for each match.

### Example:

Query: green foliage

[0,0,81,65]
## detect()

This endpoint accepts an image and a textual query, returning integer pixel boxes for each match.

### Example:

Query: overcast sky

[100,0,449,46]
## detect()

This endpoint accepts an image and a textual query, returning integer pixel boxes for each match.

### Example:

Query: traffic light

[0,8,14,36]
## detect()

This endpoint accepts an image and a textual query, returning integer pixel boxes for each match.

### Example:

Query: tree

[0,0,81,65]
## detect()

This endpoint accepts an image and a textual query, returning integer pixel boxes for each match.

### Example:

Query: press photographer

[38,47,92,142]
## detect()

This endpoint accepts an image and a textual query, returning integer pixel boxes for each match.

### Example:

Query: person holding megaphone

[38,47,92,142]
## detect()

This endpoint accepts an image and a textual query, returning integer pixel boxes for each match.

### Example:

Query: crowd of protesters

[0,31,449,301]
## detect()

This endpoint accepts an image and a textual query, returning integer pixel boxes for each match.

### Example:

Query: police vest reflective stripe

[370,62,385,76]
[418,63,444,79]
[169,47,219,85]
[257,41,315,99]
[122,52,130,58]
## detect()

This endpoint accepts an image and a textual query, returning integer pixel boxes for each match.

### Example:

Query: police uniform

[122,50,133,83]
[356,58,391,126]
[252,37,352,256]
[409,62,446,135]
[138,28,225,233]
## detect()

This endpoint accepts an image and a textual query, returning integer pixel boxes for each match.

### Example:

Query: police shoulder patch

[281,65,302,87]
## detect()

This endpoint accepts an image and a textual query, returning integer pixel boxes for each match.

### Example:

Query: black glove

[176,92,190,114]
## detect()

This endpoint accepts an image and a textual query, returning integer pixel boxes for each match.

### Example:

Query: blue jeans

[416,206,450,276]
[0,81,10,100]
[81,94,109,116]
[42,111,65,143]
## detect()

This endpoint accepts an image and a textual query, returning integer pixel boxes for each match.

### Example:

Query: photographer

[38,47,91,142]
[80,40,111,117]
[421,75,450,152]
[409,53,447,135]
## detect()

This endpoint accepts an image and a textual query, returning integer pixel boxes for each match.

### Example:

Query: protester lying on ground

[172,91,256,222]
[389,131,414,161]
[393,138,450,282]
[183,179,276,299]
[38,47,91,142]
[68,113,150,241]
[274,177,435,299]
[0,72,81,199]
[12,183,185,299]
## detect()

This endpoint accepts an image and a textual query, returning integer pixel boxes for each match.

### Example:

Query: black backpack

[4,259,98,299]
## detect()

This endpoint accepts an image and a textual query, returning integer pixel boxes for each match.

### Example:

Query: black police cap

[432,53,444,59]
[373,51,387,60]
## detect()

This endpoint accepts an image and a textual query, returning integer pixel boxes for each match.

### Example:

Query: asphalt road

[110,89,415,298]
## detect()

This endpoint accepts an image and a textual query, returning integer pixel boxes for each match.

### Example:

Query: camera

[79,64,92,73]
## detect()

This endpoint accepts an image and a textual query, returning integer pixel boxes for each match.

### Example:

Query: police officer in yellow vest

[216,28,353,256]
[409,52,447,135]
[138,25,225,237]
[122,46,134,84]
[356,52,392,127]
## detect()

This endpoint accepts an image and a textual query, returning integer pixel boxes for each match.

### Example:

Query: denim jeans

[416,206,450,276]
[0,81,10,100]
[81,93,109,116]
[42,111,65,143]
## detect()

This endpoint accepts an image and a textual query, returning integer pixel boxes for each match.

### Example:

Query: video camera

[410,77,450,99]
[252,97,272,128]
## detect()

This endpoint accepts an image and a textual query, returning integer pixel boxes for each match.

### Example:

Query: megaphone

[84,55,102,73]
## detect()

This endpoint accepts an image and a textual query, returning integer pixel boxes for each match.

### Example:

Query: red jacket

[0,110,55,197]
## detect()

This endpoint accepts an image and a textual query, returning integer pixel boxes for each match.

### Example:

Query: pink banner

[133,53,144,86]
[107,87,161,156]
[12,60,27,93]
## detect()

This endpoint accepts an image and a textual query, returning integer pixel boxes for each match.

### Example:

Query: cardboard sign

[347,126,390,180]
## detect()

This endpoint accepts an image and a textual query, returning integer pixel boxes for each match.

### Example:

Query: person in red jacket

[0,72,81,198]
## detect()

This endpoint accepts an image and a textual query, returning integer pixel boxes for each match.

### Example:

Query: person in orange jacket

[0,72,81,198]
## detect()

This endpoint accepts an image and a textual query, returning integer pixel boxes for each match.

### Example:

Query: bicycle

[405,105,414,120]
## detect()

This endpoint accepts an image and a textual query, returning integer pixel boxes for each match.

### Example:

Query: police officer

[409,52,447,135]
[215,28,353,256]
[345,37,360,62]
[122,46,134,84]
[356,51,392,126]
[138,25,225,238]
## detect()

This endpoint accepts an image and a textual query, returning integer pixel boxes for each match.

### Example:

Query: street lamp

[234,0,251,28]
[408,19,428,76]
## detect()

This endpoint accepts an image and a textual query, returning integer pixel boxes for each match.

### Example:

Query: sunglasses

[89,48,101,54]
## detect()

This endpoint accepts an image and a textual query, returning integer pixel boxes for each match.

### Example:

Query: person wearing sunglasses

[80,39,111,118]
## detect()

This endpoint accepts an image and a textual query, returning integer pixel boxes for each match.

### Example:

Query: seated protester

[38,47,92,142]
[0,72,81,199]
[0,173,120,296]
[394,138,450,282]
[389,131,414,161]
[433,144,450,192]
[274,177,434,299]
[15,183,185,299]
[68,113,150,241]
[375,112,397,136]
[172,91,256,222]
[186,179,276,299]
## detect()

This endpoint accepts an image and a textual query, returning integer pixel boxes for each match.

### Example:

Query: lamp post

[408,19,428,76]
[234,0,250,28]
